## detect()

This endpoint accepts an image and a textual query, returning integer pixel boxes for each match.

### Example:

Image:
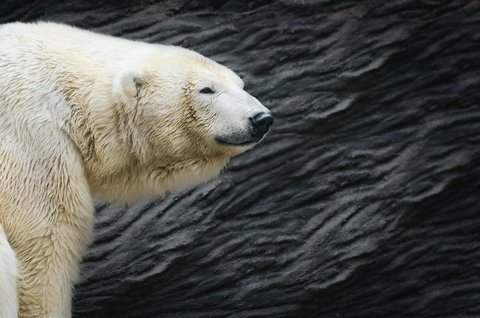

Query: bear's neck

[87,155,229,204]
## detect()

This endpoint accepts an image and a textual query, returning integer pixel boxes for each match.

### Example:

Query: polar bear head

[104,45,273,201]
[114,46,272,155]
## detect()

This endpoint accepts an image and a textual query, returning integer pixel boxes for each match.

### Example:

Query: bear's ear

[113,70,144,108]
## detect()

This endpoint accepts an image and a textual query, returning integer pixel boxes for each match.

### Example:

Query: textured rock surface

[2,0,480,317]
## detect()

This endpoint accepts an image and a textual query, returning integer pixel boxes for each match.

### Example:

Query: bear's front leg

[12,201,94,318]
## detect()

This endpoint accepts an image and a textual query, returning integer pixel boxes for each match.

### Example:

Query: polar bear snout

[209,87,272,148]
[214,111,273,147]
[249,112,274,139]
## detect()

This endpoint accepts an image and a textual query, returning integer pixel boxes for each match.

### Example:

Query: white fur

[0,21,270,317]
[0,225,17,318]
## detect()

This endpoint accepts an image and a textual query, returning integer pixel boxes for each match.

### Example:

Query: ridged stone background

[1,0,480,317]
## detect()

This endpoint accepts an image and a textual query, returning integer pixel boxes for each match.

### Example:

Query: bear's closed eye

[200,87,214,94]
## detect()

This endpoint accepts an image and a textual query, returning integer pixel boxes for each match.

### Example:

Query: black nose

[250,112,274,138]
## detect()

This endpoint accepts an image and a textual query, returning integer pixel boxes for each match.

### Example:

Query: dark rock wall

[1,1,480,317]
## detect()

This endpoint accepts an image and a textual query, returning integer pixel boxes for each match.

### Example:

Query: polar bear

[0,22,273,318]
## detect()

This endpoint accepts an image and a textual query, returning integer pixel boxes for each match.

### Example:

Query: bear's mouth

[215,136,258,146]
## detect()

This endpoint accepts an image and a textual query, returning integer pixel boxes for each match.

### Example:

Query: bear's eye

[200,87,215,94]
